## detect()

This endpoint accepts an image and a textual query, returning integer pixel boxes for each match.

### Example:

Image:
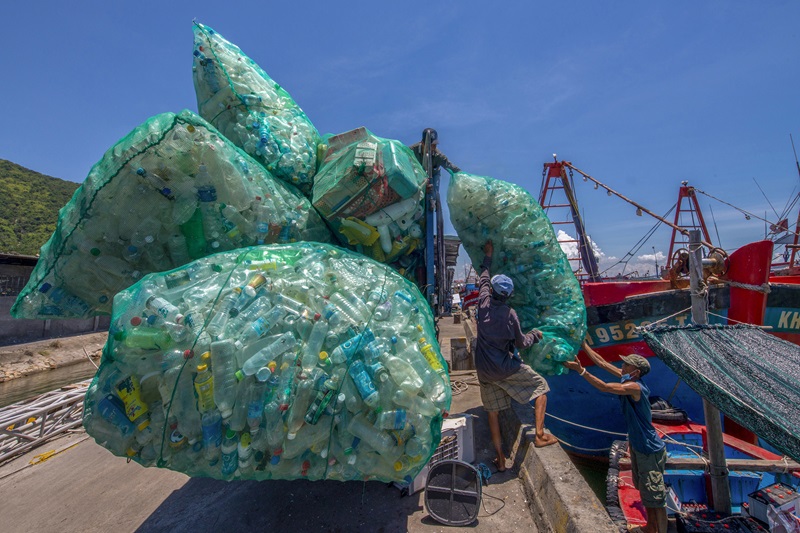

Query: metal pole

[689,229,732,514]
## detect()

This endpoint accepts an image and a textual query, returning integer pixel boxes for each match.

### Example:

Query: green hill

[0,159,81,256]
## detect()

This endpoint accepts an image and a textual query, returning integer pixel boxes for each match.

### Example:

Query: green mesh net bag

[82,243,450,482]
[193,22,321,195]
[312,127,427,280]
[447,172,586,375]
[11,110,331,320]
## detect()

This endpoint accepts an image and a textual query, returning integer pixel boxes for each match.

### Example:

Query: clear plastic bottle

[166,233,192,265]
[237,307,288,344]
[145,296,184,324]
[286,369,319,440]
[383,355,423,394]
[393,390,439,417]
[347,360,379,409]
[206,291,239,338]
[347,413,400,460]
[211,339,238,419]
[301,318,328,372]
[330,328,375,365]
[329,292,366,325]
[201,409,222,465]
[237,332,296,377]
[246,376,268,435]
[417,337,446,375]
[97,394,136,436]
[220,429,239,477]
[374,409,408,431]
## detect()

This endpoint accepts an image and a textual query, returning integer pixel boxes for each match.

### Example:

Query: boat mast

[540,158,601,282]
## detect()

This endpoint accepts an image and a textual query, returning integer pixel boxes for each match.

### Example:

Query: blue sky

[2,2,799,277]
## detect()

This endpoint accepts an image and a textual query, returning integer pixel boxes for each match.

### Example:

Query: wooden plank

[619,457,800,473]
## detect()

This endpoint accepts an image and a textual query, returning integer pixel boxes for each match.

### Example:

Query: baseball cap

[619,354,650,377]
[490,274,514,297]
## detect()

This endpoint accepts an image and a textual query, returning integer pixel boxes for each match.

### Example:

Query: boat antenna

[792,134,800,180]
[708,203,723,249]
[752,177,780,219]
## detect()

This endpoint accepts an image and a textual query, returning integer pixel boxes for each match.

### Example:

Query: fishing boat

[539,160,800,458]
[606,421,800,532]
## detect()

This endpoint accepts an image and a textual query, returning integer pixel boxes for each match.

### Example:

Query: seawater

[0,360,97,408]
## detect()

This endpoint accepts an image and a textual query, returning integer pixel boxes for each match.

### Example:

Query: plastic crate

[676,512,768,532]
[395,414,475,496]
[747,482,799,524]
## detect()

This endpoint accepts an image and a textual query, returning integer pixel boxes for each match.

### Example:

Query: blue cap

[490,275,514,297]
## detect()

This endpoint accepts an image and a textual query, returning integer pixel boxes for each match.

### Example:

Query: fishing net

[447,172,586,375]
[193,22,320,195]
[642,324,800,462]
[312,127,427,279]
[11,110,331,320]
[82,243,451,482]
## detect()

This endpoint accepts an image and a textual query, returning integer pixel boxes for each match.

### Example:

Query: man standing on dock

[475,240,558,473]
[564,344,667,533]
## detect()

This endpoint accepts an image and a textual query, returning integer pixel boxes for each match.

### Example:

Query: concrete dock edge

[462,316,617,532]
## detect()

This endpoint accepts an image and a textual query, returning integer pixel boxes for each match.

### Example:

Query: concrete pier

[0,317,615,533]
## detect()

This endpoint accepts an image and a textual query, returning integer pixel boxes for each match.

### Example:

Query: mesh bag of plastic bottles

[193,22,320,195]
[447,172,586,375]
[312,127,427,277]
[11,110,331,320]
[82,243,451,482]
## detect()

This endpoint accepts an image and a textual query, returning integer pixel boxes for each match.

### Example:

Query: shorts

[479,364,550,412]
[630,446,668,508]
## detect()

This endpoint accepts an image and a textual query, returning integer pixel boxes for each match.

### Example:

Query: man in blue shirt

[564,343,667,533]
[475,240,558,473]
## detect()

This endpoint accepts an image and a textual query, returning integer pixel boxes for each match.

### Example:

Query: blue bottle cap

[39,283,52,293]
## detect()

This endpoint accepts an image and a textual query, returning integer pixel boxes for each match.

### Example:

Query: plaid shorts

[479,364,550,412]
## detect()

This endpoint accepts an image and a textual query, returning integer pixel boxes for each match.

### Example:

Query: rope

[450,380,469,396]
[722,280,771,294]
[637,306,692,332]
[545,412,628,437]
[554,437,612,453]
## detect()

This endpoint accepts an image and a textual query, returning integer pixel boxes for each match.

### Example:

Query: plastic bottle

[383,355,423,394]
[393,390,439,417]
[347,413,400,460]
[114,374,151,431]
[206,291,239,338]
[246,376,268,435]
[301,318,328,372]
[201,409,223,465]
[193,362,215,413]
[286,370,319,440]
[417,338,446,375]
[329,292,366,324]
[226,294,271,334]
[166,233,192,265]
[237,332,296,378]
[179,208,207,260]
[404,435,429,458]
[211,339,238,419]
[283,417,330,460]
[220,203,253,237]
[329,328,375,365]
[374,409,408,431]
[135,167,174,199]
[237,307,288,344]
[228,378,249,433]
[263,400,284,450]
[373,300,392,321]
[220,429,239,477]
[237,432,254,477]
[97,394,136,436]
[38,283,91,317]
[145,296,184,324]
[347,360,379,409]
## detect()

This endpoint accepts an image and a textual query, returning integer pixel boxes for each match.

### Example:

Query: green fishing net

[643,324,800,462]
[312,127,427,280]
[447,172,586,375]
[82,243,450,482]
[11,110,331,319]
[193,22,321,195]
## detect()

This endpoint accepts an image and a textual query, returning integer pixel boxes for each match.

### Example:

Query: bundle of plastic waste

[312,127,427,279]
[447,171,586,375]
[83,243,451,482]
[193,22,320,195]
[11,110,331,319]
